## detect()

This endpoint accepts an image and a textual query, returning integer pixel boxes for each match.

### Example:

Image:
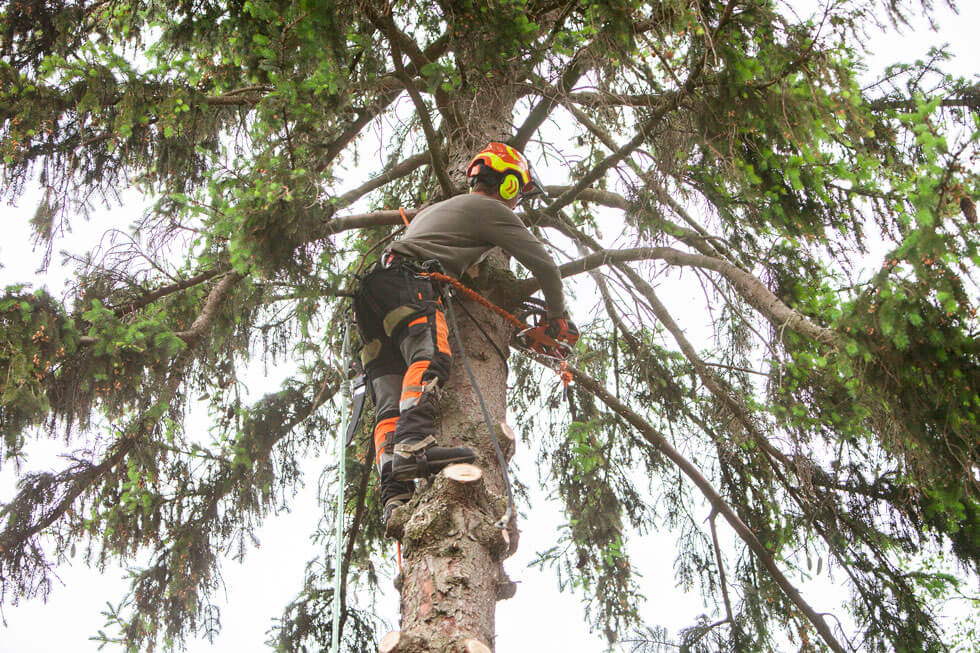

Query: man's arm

[478,208,567,317]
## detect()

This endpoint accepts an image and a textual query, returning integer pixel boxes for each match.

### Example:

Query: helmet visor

[516,166,546,205]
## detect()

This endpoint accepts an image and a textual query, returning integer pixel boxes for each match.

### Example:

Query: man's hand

[544,313,579,346]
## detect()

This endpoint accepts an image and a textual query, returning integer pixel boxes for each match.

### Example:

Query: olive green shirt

[389,193,566,317]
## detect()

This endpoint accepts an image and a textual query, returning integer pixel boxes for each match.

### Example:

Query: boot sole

[391,455,477,481]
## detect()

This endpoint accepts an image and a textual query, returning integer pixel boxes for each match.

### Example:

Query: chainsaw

[513,298,573,361]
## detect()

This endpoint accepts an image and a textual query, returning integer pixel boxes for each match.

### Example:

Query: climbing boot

[379,465,414,528]
[383,490,413,526]
[390,435,476,481]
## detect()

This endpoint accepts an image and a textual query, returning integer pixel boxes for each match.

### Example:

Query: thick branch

[313,209,415,240]
[331,152,429,211]
[78,271,243,347]
[515,245,838,347]
[512,55,592,151]
[179,271,243,346]
[543,185,627,210]
[110,265,229,317]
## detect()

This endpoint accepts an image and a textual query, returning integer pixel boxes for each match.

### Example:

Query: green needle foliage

[2,0,979,651]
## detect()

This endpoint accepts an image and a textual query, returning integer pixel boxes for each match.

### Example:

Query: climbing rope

[422,271,525,329]
[330,320,352,653]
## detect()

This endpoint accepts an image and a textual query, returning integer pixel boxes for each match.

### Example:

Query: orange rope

[398,206,411,226]
[397,541,403,574]
[420,271,574,388]
[420,271,527,331]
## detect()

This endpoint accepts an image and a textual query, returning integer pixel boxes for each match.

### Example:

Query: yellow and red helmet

[467,142,544,202]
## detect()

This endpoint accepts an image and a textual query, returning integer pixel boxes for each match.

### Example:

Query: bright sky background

[2,2,980,651]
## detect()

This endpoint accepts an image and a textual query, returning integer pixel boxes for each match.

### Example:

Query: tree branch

[386,35,454,198]
[868,89,980,113]
[512,54,593,151]
[569,363,847,653]
[78,271,244,348]
[514,244,838,347]
[109,265,230,317]
[312,209,415,241]
[330,151,430,211]
[565,91,664,107]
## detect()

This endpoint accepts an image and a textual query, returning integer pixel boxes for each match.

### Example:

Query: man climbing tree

[2,1,979,652]
[354,142,576,527]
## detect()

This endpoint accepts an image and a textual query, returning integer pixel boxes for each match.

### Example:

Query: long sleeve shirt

[389,193,566,317]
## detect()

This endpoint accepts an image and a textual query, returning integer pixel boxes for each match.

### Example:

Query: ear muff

[499,171,522,200]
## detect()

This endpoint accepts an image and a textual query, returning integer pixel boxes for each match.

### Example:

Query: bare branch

[515,244,838,347]
[386,33,454,198]
[566,91,663,107]
[331,151,430,211]
[109,265,230,317]
[542,185,628,210]
[313,209,415,240]
[512,55,593,151]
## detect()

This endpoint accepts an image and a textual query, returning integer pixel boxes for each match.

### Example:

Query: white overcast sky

[2,2,980,652]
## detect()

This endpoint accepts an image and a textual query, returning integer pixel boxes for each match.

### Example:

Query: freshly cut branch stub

[379,631,401,653]
[464,638,493,653]
[498,422,516,457]
[443,463,483,483]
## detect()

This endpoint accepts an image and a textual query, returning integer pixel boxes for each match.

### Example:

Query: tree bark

[385,294,515,652]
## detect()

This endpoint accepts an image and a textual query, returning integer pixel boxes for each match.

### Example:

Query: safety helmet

[467,142,545,203]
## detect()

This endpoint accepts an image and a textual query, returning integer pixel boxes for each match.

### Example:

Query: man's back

[389,193,565,316]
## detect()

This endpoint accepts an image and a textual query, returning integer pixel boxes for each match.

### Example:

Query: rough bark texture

[384,272,516,652]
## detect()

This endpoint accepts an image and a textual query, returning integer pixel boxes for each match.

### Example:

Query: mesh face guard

[516,165,546,205]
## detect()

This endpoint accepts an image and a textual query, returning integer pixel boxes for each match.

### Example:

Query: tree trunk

[373,12,535,639]
[384,293,516,652]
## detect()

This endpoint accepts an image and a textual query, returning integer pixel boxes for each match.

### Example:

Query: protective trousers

[352,261,452,505]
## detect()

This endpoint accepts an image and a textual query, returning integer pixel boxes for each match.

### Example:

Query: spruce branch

[514,244,838,347]
[568,363,847,653]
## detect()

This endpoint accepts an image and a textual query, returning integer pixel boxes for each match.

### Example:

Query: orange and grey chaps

[352,261,452,505]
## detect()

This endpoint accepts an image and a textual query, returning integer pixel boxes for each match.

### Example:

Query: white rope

[330,321,352,653]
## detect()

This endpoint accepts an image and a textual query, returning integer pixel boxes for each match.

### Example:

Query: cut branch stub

[497,422,515,459]
[379,631,401,653]
[444,463,483,483]
[464,639,493,653]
